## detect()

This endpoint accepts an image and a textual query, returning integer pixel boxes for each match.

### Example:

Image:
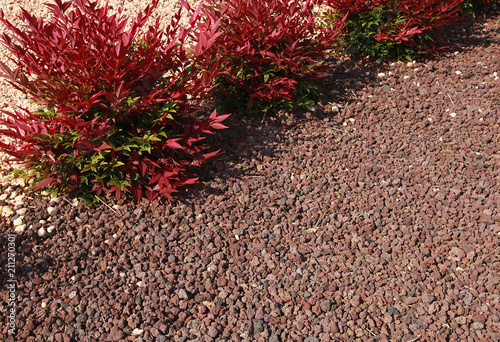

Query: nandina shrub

[325,0,465,60]
[193,0,345,117]
[0,0,228,203]
[460,0,496,17]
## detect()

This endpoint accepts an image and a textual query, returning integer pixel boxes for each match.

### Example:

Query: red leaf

[33,177,55,191]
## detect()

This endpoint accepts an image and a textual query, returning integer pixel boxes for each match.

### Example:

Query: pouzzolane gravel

[1,3,499,342]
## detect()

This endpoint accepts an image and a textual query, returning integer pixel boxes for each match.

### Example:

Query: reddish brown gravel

[1,9,500,342]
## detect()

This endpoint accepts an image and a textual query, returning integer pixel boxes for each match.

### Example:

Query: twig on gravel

[447,93,455,106]
[366,328,379,341]
[96,196,117,214]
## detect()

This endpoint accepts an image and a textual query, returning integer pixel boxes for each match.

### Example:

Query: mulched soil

[1,10,499,342]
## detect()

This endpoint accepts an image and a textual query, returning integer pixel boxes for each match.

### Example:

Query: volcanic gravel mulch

[1,12,500,342]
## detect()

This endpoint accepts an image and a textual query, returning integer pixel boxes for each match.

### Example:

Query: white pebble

[377,72,386,77]
[13,217,23,226]
[332,105,340,113]
[1,206,14,217]
[47,225,55,234]
[0,193,8,200]
[450,113,457,118]
[16,208,27,215]
[131,329,144,336]
[38,227,47,237]
[47,207,56,215]
[455,71,462,75]
[14,224,26,233]
[403,76,410,80]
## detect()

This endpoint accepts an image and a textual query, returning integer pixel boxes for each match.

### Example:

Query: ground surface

[0,1,499,342]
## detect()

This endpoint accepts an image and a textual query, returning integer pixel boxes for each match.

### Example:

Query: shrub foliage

[0,0,228,203]
[326,0,466,60]
[194,0,345,117]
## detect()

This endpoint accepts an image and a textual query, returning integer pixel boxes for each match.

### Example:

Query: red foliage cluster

[0,0,228,202]
[194,0,345,113]
[327,0,465,57]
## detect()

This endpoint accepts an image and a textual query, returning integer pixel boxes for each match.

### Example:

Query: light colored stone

[131,329,144,336]
[16,208,27,215]
[14,224,26,233]
[38,227,47,237]
[47,225,55,234]
[13,216,23,226]
[1,206,14,217]
[47,206,56,215]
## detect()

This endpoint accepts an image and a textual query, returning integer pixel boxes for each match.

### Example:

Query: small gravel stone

[269,333,281,342]
[131,328,144,335]
[178,289,189,299]
[305,338,319,342]
[75,314,87,323]
[207,326,219,338]
[387,306,401,315]
[253,319,264,334]
[1,206,14,217]
[464,292,474,306]
[421,293,435,304]
[471,322,484,330]
[108,326,125,341]
[12,216,23,226]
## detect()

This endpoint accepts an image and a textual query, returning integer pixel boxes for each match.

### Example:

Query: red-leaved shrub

[326,0,465,60]
[0,0,228,203]
[193,0,345,116]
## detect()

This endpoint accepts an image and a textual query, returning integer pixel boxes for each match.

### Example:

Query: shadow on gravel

[193,3,500,197]
[0,231,55,297]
